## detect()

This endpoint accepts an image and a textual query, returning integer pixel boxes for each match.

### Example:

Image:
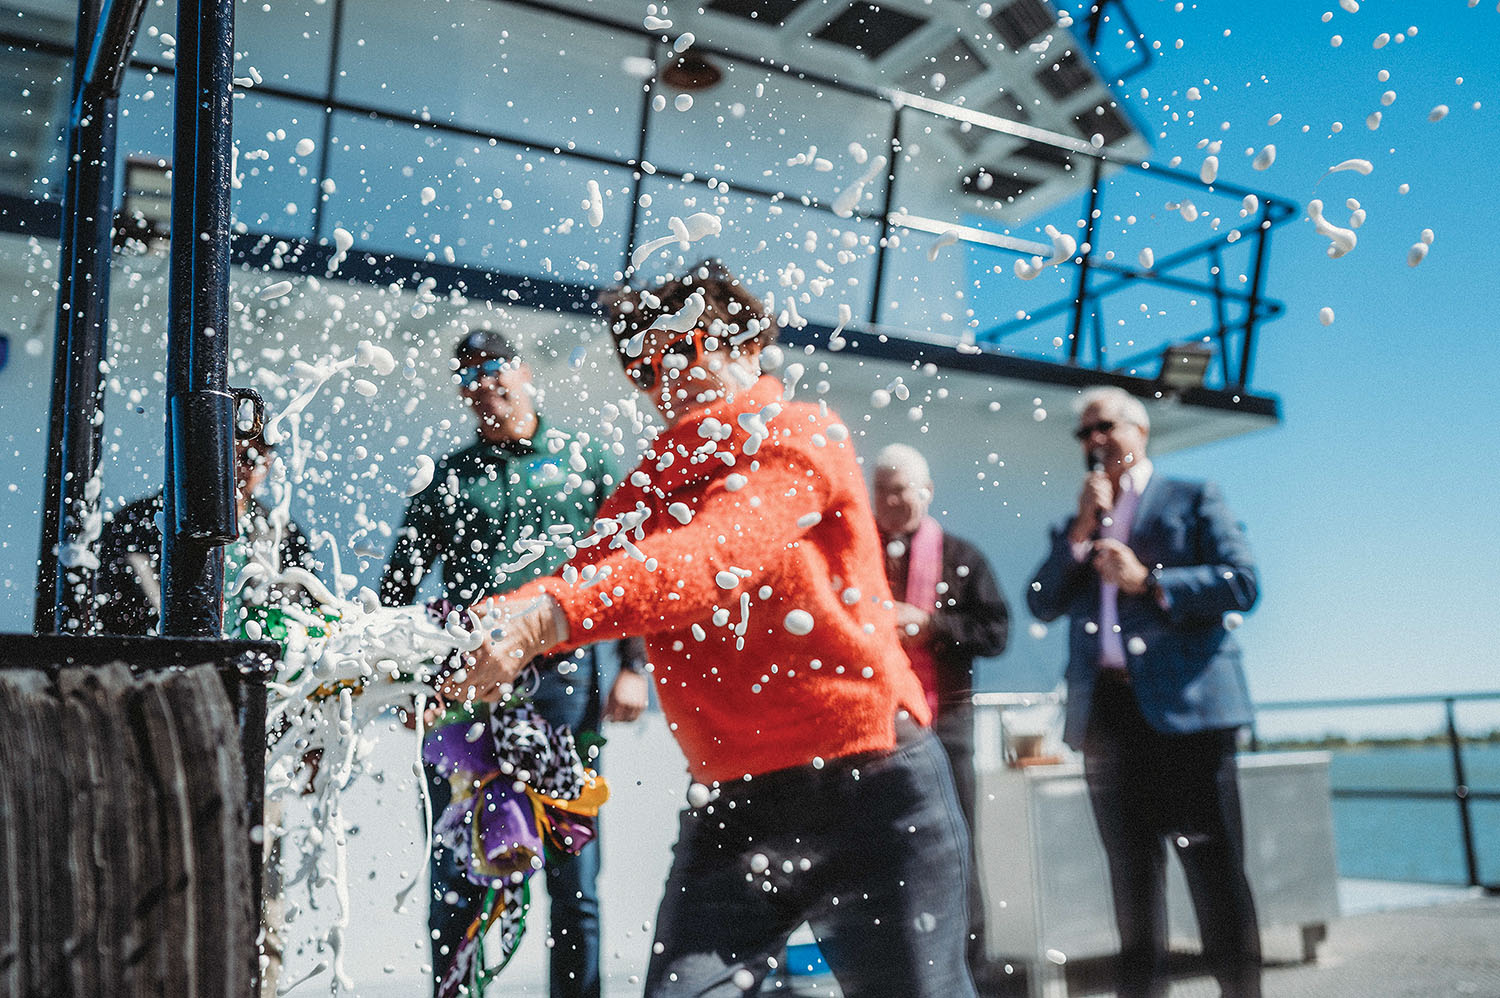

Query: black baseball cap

[454,328,520,364]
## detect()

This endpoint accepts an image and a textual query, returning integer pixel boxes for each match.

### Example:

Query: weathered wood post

[0,635,274,998]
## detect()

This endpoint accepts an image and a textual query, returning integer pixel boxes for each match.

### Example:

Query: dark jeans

[1083,674,1262,998]
[932,702,988,971]
[429,648,604,998]
[644,721,977,998]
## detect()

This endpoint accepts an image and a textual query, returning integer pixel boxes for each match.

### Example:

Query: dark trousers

[1083,675,1262,998]
[932,703,988,971]
[428,651,604,998]
[644,722,977,998]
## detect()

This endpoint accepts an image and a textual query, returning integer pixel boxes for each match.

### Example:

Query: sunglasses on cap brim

[458,357,516,387]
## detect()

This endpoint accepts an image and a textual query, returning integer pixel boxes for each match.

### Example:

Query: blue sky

[1053,0,1500,731]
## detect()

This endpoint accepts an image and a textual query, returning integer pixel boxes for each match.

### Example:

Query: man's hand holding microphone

[1069,449,1150,596]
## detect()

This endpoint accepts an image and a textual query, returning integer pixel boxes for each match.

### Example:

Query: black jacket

[885,530,1010,710]
[96,491,315,636]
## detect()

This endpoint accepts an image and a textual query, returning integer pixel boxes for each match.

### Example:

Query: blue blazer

[1027,476,1258,748]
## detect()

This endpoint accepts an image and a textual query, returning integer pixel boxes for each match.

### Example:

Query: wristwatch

[1144,568,1166,606]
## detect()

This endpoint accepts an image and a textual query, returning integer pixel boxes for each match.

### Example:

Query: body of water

[1313,743,1500,886]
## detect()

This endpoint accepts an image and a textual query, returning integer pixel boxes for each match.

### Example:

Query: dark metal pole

[620,36,658,277]
[1068,157,1104,364]
[161,0,238,638]
[35,0,101,634]
[866,107,902,329]
[1444,698,1481,888]
[1239,203,1274,390]
[36,0,149,634]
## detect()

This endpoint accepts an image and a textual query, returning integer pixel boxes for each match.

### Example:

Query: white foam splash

[405,455,435,496]
[1307,200,1358,258]
[585,180,605,228]
[831,154,887,218]
[630,212,723,269]
[927,229,960,262]
[1320,159,1374,183]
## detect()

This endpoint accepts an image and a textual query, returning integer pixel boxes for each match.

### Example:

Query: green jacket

[380,417,621,607]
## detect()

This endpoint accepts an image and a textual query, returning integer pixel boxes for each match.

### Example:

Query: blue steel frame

[7,0,1297,619]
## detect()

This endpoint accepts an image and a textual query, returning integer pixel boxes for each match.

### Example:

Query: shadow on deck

[770,887,1500,998]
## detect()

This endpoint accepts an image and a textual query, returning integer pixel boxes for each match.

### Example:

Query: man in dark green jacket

[381,329,646,998]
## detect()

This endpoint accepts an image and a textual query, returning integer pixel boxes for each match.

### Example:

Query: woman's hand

[438,595,566,704]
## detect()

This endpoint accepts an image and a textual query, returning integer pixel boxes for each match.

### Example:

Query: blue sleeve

[1153,481,1259,626]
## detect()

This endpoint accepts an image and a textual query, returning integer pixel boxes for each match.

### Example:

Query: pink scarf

[903,516,944,717]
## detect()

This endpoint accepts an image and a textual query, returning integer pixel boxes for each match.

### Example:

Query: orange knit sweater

[512,375,930,784]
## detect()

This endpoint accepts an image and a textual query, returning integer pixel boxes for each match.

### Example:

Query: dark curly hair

[601,259,777,363]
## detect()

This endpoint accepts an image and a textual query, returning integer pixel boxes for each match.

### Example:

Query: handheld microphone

[1086,448,1107,540]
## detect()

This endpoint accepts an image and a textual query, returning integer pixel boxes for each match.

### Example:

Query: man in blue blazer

[1028,386,1261,998]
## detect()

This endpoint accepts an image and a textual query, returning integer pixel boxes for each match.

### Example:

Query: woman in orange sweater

[444,261,977,998]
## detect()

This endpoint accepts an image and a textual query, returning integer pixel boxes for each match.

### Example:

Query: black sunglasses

[622,328,709,392]
[1073,419,1116,441]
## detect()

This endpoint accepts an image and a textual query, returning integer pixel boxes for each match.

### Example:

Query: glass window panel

[876,223,994,341]
[322,111,633,281]
[0,37,70,200]
[643,59,893,212]
[334,0,645,161]
[133,0,334,97]
[631,176,877,331]
[117,70,322,241]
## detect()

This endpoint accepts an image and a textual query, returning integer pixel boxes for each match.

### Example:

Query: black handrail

[1250,692,1500,891]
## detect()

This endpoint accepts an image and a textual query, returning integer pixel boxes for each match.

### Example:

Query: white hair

[874,443,932,484]
[1076,386,1150,432]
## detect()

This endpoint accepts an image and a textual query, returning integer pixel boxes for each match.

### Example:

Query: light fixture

[661,53,723,91]
[1157,343,1212,392]
[114,156,172,251]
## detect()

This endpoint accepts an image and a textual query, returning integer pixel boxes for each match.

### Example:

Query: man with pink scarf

[871,443,1010,977]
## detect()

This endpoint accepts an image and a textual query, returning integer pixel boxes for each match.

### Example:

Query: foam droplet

[1318,306,1336,326]
[419,186,437,206]
[716,571,740,590]
[687,783,711,808]
[356,340,396,375]
[1407,242,1429,267]
[1200,155,1219,184]
[674,94,693,112]
[352,379,378,398]
[1252,145,1276,171]
[585,179,604,228]
[783,609,815,636]
[1138,247,1154,269]
[1428,104,1450,122]
[258,280,293,301]
[406,455,435,496]
[1322,158,1374,180]
[294,137,316,156]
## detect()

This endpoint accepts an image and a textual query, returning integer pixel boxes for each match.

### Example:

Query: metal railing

[1250,692,1500,891]
[974,689,1500,890]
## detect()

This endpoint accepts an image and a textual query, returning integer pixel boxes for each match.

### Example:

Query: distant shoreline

[1259,731,1500,752]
